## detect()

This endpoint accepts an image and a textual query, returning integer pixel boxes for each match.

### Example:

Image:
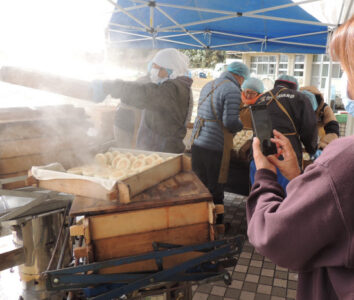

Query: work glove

[311,149,322,160]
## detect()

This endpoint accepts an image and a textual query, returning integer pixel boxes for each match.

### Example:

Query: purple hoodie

[247,135,354,300]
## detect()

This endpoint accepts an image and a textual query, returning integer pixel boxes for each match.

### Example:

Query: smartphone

[250,104,277,156]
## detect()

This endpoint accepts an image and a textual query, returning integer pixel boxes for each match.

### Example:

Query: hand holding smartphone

[250,104,277,156]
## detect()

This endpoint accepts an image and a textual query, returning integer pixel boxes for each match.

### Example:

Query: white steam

[0,0,113,79]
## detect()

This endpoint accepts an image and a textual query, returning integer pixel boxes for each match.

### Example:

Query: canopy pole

[133,0,321,16]
[156,6,207,47]
[149,1,155,48]
[107,0,150,31]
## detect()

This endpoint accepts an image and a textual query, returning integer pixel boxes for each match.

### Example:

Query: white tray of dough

[29,149,190,201]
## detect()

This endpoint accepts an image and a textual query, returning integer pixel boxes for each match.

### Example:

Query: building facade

[236,52,343,103]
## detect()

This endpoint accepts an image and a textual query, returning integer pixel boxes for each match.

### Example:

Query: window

[293,55,305,84]
[332,64,342,78]
[311,54,343,92]
[250,55,277,79]
[280,55,288,62]
[312,64,320,76]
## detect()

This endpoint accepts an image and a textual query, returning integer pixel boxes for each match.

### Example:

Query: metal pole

[107,0,150,31]
[156,6,207,47]
[243,14,335,27]
[133,0,322,16]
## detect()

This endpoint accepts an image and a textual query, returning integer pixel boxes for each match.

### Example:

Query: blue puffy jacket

[192,71,243,152]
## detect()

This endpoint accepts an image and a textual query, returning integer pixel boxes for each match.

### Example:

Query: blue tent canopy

[107,0,334,54]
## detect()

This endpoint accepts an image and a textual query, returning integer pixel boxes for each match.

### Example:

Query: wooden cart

[27,152,223,273]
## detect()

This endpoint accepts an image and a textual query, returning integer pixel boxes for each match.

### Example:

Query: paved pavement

[192,193,298,300]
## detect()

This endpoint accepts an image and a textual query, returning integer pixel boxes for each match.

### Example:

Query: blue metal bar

[47,238,233,276]
[92,243,234,300]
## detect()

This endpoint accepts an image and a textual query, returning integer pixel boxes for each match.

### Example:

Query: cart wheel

[223,272,232,285]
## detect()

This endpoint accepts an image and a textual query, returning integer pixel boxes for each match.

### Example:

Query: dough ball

[131,159,145,170]
[94,168,111,179]
[95,153,107,166]
[144,154,156,166]
[104,152,113,164]
[112,151,121,158]
[152,157,164,165]
[129,156,137,164]
[112,156,121,168]
[115,157,131,170]
[137,154,146,160]
[124,152,134,160]
[82,165,97,177]
[150,153,161,160]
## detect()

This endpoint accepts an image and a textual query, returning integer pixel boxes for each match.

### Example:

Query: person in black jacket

[249,74,318,191]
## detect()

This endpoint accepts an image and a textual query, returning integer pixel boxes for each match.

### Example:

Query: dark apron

[136,111,184,153]
[192,79,233,184]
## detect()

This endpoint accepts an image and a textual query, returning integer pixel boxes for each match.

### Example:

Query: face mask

[341,72,354,116]
[150,67,168,85]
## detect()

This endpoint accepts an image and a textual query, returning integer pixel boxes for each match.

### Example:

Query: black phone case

[250,104,277,156]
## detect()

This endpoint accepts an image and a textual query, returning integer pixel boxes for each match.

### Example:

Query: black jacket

[258,84,318,166]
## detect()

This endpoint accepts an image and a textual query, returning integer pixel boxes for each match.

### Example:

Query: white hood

[151,48,189,79]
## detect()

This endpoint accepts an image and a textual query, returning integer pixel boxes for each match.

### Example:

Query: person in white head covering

[149,48,190,83]
[93,48,193,153]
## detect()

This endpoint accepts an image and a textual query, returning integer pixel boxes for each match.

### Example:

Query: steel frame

[106,0,332,50]
[45,236,244,300]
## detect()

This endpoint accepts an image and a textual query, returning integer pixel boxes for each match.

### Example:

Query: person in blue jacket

[191,61,249,224]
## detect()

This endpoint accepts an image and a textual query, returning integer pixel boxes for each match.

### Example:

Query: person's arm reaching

[247,132,345,271]
[100,79,176,111]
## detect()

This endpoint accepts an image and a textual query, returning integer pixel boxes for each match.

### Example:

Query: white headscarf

[151,48,189,79]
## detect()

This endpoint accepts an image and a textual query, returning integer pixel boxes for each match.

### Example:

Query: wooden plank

[0,171,27,188]
[0,106,88,125]
[37,178,116,202]
[0,171,28,179]
[70,224,84,236]
[30,154,187,202]
[93,223,210,274]
[182,155,192,171]
[69,172,212,216]
[0,137,91,159]
[124,155,182,197]
[93,222,210,260]
[88,202,210,240]
[0,119,91,141]
[1,180,27,190]
[0,66,93,100]
[0,150,85,174]
[0,235,25,271]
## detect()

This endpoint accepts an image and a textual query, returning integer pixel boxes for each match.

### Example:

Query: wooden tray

[69,171,221,273]
[27,151,192,203]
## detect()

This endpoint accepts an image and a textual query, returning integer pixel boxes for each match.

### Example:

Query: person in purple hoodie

[246,16,354,300]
